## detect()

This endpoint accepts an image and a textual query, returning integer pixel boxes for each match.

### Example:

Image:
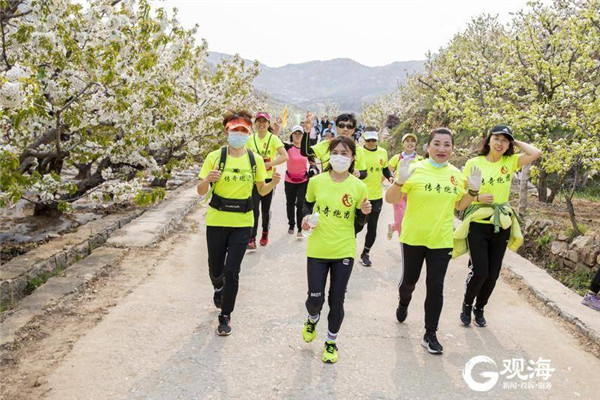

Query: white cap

[291,125,304,133]
[363,130,378,141]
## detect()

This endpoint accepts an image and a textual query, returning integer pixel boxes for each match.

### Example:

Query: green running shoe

[322,340,338,363]
[302,318,318,343]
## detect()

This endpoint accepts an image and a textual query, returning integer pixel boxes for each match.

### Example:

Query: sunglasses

[337,123,355,129]
[365,139,377,142]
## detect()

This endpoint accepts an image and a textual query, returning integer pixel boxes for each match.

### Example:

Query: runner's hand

[360,198,372,215]
[388,177,395,184]
[468,165,482,191]
[395,158,416,185]
[272,117,281,135]
[205,170,221,183]
[301,216,311,231]
[353,169,361,178]
[478,193,494,204]
[271,171,281,186]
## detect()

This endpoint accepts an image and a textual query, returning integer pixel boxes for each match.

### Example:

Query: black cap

[490,125,514,141]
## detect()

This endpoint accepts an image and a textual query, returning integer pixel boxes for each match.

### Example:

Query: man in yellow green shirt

[355,128,394,267]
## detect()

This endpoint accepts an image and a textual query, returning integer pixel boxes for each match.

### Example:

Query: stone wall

[524,219,600,273]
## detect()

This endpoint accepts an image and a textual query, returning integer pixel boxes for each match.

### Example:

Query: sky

[160,0,543,68]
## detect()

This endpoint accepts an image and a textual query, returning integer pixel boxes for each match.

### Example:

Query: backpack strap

[247,149,256,180]
[218,145,228,172]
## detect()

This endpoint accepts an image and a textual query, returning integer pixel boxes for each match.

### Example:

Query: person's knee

[306,290,325,314]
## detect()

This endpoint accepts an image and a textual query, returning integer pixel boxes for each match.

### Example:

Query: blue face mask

[227,131,249,148]
[428,158,448,168]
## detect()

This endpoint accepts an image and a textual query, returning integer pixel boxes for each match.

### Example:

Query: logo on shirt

[379,158,384,166]
[501,166,509,174]
[342,193,353,207]
[450,175,458,186]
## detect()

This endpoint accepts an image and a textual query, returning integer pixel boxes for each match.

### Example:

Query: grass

[535,232,553,247]
[565,224,588,240]
[573,184,600,202]
[562,268,594,297]
[24,264,66,296]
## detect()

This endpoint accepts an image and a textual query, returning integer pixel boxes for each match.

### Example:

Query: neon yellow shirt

[305,172,368,259]
[389,153,422,170]
[463,154,520,205]
[199,149,267,227]
[363,146,389,200]
[311,140,367,172]
[246,132,284,179]
[400,160,465,249]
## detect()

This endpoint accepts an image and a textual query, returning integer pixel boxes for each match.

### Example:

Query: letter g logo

[462,355,499,392]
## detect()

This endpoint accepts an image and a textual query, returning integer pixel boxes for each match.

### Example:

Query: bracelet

[468,189,479,197]
[476,194,479,202]
[393,180,403,187]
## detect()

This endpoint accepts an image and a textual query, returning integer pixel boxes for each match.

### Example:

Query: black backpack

[208,146,257,213]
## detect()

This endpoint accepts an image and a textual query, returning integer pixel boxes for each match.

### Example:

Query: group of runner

[197,109,542,363]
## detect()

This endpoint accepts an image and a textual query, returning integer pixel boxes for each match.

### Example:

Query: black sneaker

[460,303,472,326]
[360,252,372,267]
[217,314,232,336]
[421,331,443,354]
[473,307,487,327]
[213,289,222,309]
[396,303,408,323]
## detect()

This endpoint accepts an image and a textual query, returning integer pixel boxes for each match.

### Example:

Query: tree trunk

[565,165,581,237]
[537,168,548,202]
[33,202,61,218]
[518,163,531,216]
[75,163,92,180]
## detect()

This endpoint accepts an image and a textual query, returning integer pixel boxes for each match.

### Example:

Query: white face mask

[329,154,352,173]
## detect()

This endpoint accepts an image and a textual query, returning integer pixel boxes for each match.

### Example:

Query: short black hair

[335,113,357,128]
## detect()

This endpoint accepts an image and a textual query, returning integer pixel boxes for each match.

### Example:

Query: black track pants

[206,226,252,315]
[591,267,600,294]
[251,178,273,237]
[355,198,383,252]
[305,257,354,334]
[463,222,510,308]
[399,243,452,332]
[284,181,308,231]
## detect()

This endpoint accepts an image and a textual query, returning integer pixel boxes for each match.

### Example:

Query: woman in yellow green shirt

[197,110,280,336]
[300,135,371,364]
[459,125,541,328]
[245,112,289,249]
[387,133,422,240]
[385,127,481,355]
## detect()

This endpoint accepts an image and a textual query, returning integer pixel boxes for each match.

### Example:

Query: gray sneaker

[582,292,600,311]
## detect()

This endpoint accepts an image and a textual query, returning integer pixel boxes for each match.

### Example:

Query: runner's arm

[266,146,289,169]
[382,167,393,180]
[302,200,315,217]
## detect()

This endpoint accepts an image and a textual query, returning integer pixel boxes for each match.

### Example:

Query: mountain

[207,52,425,113]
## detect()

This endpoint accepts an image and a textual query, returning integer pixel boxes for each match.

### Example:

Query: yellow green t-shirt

[463,154,521,205]
[311,140,367,172]
[363,146,389,200]
[199,148,267,227]
[389,153,423,170]
[400,160,465,249]
[305,172,368,259]
[245,132,284,179]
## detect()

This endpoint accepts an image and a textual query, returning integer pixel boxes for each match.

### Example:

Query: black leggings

[251,178,273,237]
[464,222,510,308]
[355,198,383,252]
[206,226,252,315]
[591,268,600,294]
[399,243,452,332]
[305,257,354,334]
[284,180,308,231]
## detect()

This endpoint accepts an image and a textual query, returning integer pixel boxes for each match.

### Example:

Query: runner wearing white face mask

[300,135,371,364]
